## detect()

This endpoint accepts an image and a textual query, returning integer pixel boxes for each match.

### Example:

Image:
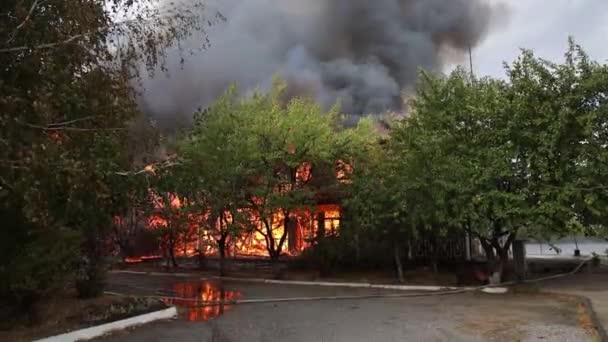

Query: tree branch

[0,159,29,170]
[6,0,40,44]
[0,173,15,191]
[0,9,203,53]
[47,115,97,127]
[1,26,92,53]
[504,231,518,252]
[115,160,180,176]
[19,120,126,132]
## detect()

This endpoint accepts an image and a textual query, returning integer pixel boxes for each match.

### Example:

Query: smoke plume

[140,0,506,126]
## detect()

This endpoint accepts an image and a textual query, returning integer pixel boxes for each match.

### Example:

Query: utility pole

[468,43,475,81]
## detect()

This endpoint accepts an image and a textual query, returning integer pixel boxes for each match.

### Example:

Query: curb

[111,270,203,278]
[110,270,468,292]
[577,296,608,342]
[214,276,470,292]
[110,270,474,292]
[33,306,177,342]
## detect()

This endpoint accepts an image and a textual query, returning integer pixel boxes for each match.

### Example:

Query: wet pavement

[101,272,592,342]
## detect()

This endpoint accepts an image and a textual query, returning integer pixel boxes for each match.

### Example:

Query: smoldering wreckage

[121,0,505,265]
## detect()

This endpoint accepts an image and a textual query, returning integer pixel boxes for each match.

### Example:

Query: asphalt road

[99,273,590,342]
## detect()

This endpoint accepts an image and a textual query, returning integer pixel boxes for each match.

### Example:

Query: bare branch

[19,120,126,132]
[0,174,13,190]
[0,159,89,173]
[0,159,29,169]
[6,0,41,44]
[47,115,97,127]
[0,9,207,53]
[1,29,97,53]
[115,160,180,176]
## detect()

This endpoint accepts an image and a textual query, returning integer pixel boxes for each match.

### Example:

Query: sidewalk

[541,271,608,340]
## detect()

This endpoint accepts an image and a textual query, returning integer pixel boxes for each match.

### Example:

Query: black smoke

[140,0,507,126]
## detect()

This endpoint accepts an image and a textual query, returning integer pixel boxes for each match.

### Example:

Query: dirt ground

[98,272,594,342]
[0,293,165,342]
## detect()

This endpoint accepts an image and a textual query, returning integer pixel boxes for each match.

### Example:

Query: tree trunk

[120,249,129,264]
[285,215,297,252]
[480,238,495,261]
[430,238,439,274]
[219,287,226,315]
[407,239,413,260]
[394,242,405,283]
[169,245,178,268]
[160,242,170,269]
[479,237,496,283]
[168,230,178,268]
[574,236,581,256]
[316,212,326,244]
[493,244,512,283]
[197,248,206,270]
[270,253,282,279]
[486,256,501,284]
[115,234,130,264]
[484,232,517,283]
[354,233,361,263]
[218,236,227,277]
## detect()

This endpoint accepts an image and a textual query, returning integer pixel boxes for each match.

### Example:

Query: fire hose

[106,257,593,308]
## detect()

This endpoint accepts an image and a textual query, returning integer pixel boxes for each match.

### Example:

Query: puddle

[161,282,242,321]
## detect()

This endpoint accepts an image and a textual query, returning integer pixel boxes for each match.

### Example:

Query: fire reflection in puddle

[161,282,242,321]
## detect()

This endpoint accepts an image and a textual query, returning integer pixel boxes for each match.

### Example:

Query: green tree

[401,69,530,281]
[242,81,338,274]
[505,39,608,242]
[0,0,215,311]
[177,88,257,275]
[190,81,378,276]
[311,40,608,283]
[111,120,162,262]
[146,161,193,268]
[387,41,608,281]
[345,138,413,281]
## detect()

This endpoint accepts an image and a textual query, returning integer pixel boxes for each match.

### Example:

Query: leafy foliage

[174,79,380,276]
[505,39,608,237]
[176,87,257,274]
[346,40,608,281]
[0,0,213,309]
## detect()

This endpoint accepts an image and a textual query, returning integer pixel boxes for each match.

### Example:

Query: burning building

[123,0,505,262]
[125,160,347,261]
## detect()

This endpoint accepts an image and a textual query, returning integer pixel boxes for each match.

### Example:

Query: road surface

[99,273,590,342]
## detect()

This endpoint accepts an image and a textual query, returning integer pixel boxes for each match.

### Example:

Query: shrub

[75,261,107,299]
[0,204,80,319]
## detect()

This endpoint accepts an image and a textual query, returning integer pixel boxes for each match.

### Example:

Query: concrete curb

[110,270,470,292]
[576,296,608,342]
[214,276,471,292]
[33,306,177,342]
[111,270,200,278]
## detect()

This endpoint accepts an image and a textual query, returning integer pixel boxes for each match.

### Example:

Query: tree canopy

[174,80,379,272]
[0,0,213,310]
[345,40,608,281]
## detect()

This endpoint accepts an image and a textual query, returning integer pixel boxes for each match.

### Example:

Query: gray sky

[458,0,608,78]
